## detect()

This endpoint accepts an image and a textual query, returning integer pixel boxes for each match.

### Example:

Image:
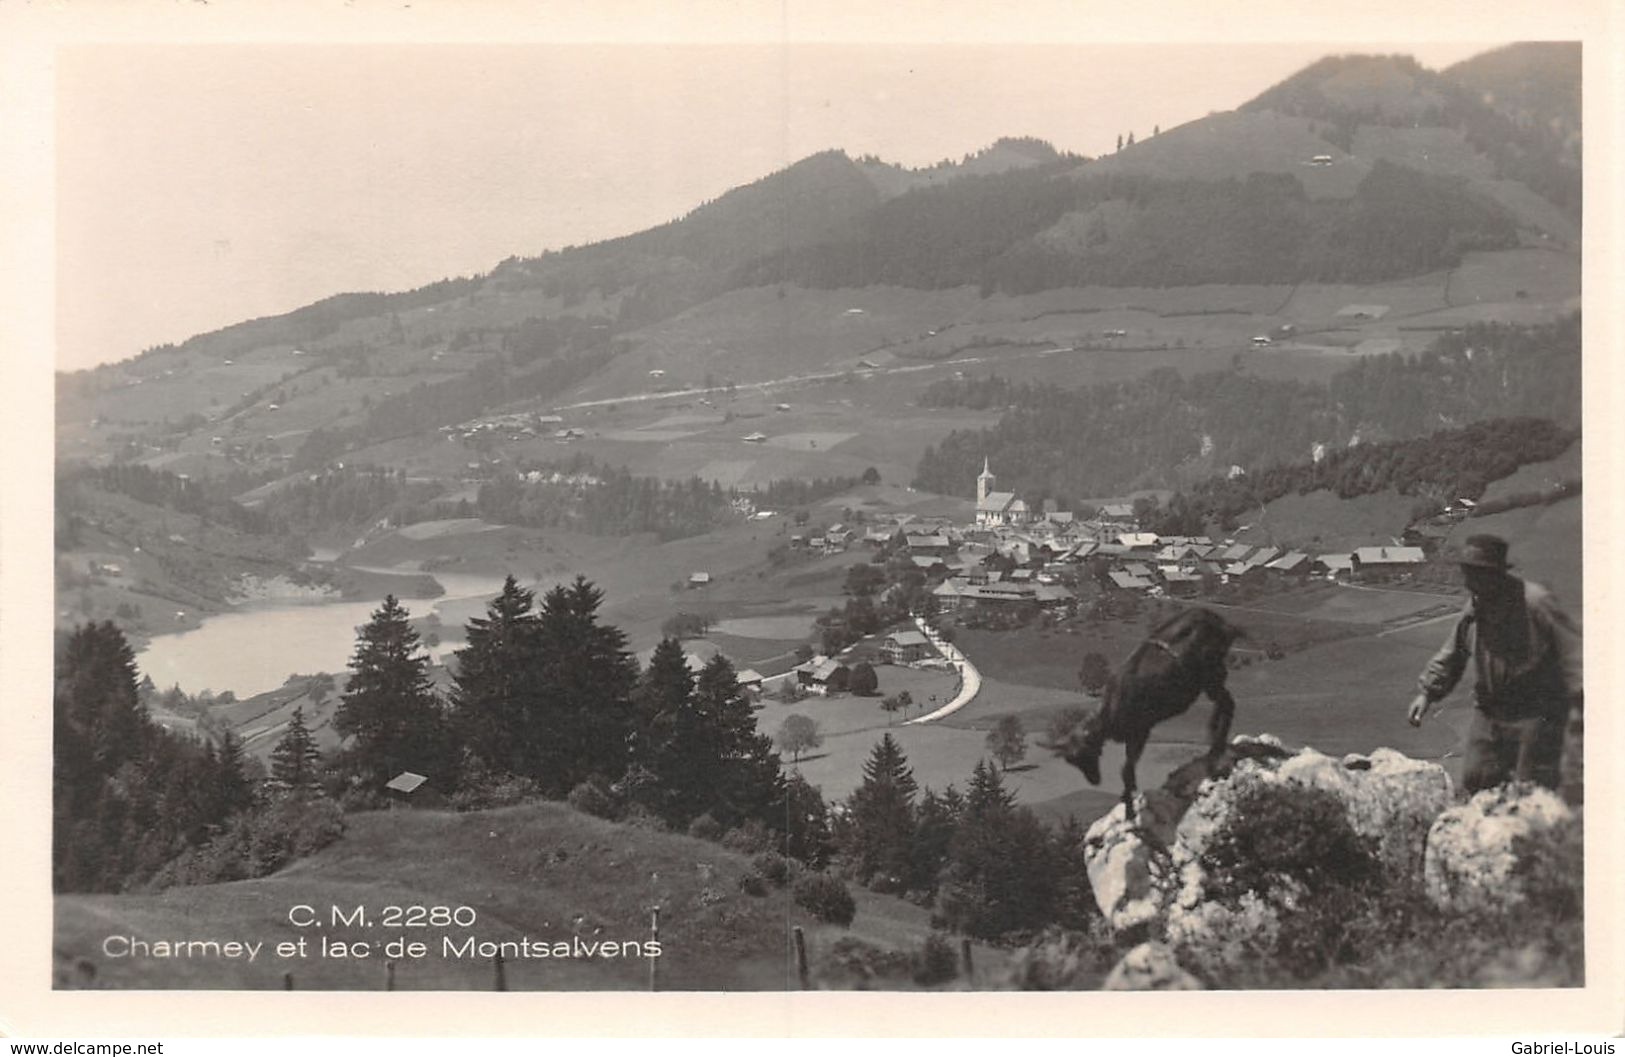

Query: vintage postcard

[2,0,1620,1041]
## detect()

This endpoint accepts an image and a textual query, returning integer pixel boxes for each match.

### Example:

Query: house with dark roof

[882,630,934,665]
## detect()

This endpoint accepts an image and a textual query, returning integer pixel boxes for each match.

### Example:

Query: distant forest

[1152,417,1576,536]
[913,315,1579,506]
[1243,53,1580,216]
[473,455,862,541]
[739,161,1516,295]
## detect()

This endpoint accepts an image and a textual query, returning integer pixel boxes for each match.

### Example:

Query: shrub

[794,872,857,926]
[721,819,771,854]
[1002,923,1120,990]
[687,813,724,842]
[752,851,793,887]
[149,796,346,889]
[566,779,622,820]
[814,937,912,989]
[1184,781,1387,982]
[737,872,770,897]
[911,932,960,986]
[451,772,542,812]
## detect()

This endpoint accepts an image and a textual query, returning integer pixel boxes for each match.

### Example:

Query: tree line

[738,161,1516,295]
[914,315,1580,507]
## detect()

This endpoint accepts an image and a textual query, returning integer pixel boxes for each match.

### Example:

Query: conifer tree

[938,760,1058,938]
[333,595,448,787]
[779,773,834,867]
[213,730,255,816]
[842,733,919,886]
[450,575,539,774]
[693,653,784,829]
[527,577,636,794]
[269,707,324,797]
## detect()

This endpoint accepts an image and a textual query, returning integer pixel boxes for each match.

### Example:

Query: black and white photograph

[4,0,1622,1040]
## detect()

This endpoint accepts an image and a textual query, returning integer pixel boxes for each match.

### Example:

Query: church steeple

[977,457,995,506]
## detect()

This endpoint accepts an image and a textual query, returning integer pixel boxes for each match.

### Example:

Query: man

[1408,534,1583,797]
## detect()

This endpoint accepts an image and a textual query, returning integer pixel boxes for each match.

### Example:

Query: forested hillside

[740,161,1516,294]
[913,315,1579,505]
[1247,51,1580,217]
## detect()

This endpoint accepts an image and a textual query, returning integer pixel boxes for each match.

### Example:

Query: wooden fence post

[493,951,507,992]
[384,959,396,992]
[792,926,810,989]
[960,938,975,986]
[649,906,661,993]
[283,972,294,991]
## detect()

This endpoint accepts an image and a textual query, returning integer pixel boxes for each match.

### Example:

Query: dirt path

[904,617,981,725]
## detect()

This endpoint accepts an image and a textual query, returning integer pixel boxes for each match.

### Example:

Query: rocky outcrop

[1423,783,1575,915]
[1083,736,1454,941]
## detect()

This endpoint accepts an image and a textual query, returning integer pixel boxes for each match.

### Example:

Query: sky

[54,38,1498,372]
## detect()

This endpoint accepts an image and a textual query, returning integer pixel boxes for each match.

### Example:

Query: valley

[45,42,1590,996]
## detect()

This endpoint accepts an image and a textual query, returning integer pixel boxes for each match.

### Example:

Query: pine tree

[269,707,324,797]
[693,653,784,830]
[333,595,448,787]
[527,577,637,795]
[450,575,539,774]
[938,760,1058,939]
[842,733,919,886]
[909,784,963,893]
[214,730,255,816]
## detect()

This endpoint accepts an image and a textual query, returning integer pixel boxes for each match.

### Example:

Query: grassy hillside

[55,800,1001,991]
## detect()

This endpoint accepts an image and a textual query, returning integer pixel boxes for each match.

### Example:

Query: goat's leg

[1121,730,1147,821]
[1205,680,1236,759]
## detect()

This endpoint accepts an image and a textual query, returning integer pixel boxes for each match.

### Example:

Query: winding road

[904,615,982,725]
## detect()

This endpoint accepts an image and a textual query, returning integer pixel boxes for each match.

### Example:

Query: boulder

[1423,783,1575,914]
[1082,735,1454,947]
[1103,941,1204,990]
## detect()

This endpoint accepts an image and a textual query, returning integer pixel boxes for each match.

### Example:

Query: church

[975,458,1029,527]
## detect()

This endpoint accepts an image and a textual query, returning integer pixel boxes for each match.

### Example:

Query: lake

[135,570,511,697]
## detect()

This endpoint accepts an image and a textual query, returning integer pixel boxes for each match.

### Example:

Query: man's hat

[1457,534,1513,570]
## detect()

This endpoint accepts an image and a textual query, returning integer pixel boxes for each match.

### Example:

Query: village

[739,457,1442,705]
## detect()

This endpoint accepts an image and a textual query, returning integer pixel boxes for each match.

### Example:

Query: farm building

[687,572,711,588]
[905,533,954,556]
[882,630,934,665]
[1315,554,1357,579]
[384,771,446,809]
[795,657,846,695]
[1353,546,1428,581]
[1108,570,1156,592]
[1266,552,1312,580]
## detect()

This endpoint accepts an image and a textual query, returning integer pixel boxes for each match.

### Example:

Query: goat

[1062,607,1245,820]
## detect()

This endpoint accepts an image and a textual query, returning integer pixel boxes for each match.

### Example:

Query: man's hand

[1407,694,1432,727]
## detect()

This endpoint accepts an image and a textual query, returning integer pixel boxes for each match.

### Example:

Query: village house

[687,572,711,588]
[882,630,934,665]
[795,656,845,695]
[1352,545,1427,581]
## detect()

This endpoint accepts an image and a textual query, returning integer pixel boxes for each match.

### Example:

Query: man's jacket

[1418,577,1583,721]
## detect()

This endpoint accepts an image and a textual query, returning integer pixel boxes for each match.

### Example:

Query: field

[54,800,1008,991]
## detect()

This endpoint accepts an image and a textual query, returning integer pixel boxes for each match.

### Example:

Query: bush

[814,937,913,989]
[911,932,960,986]
[687,813,725,842]
[794,872,857,926]
[752,851,793,888]
[451,771,543,812]
[737,872,770,897]
[1002,923,1120,990]
[149,796,346,889]
[566,779,622,820]
[721,819,771,854]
